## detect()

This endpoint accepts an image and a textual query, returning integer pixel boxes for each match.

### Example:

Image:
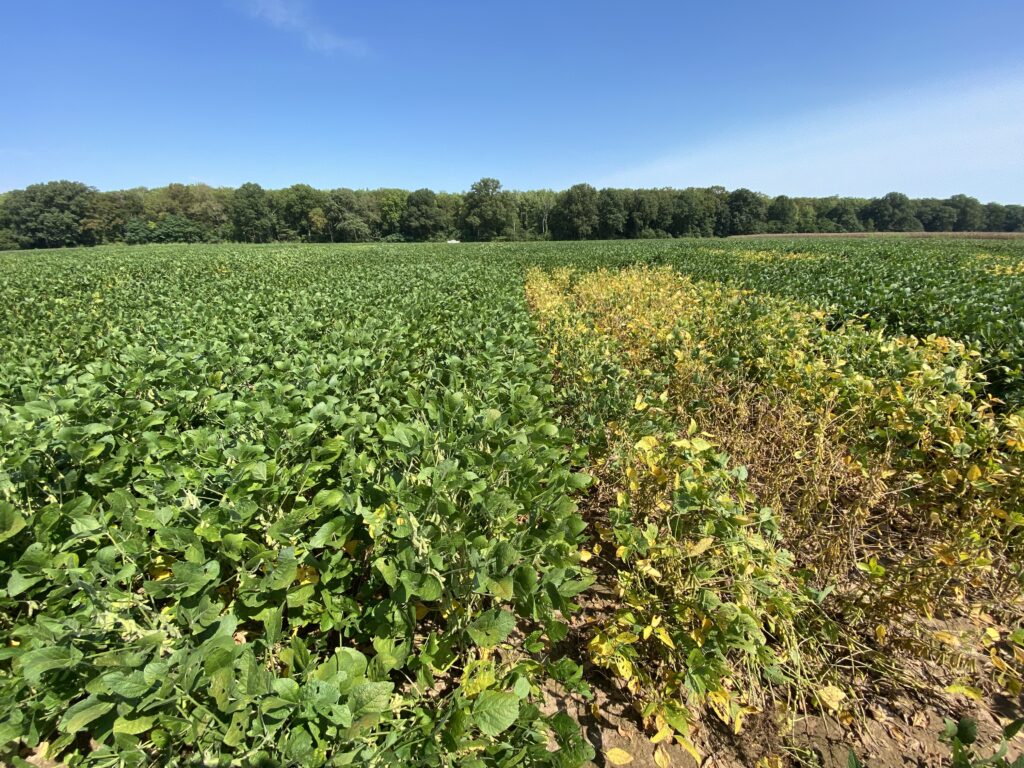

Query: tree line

[0,178,1021,250]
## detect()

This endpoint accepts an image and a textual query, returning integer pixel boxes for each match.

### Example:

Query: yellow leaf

[945,684,982,701]
[655,627,676,650]
[933,630,960,647]
[934,546,958,566]
[966,464,982,482]
[579,550,592,563]
[677,736,702,763]
[687,536,715,558]
[615,657,634,681]
[635,435,659,452]
[817,685,846,711]
[651,726,673,745]
[460,659,496,697]
[874,624,887,643]
[654,745,671,768]
[634,395,648,412]
[296,565,319,585]
[606,747,634,765]
[638,561,663,580]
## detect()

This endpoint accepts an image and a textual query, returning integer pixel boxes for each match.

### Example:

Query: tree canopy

[1,178,1021,251]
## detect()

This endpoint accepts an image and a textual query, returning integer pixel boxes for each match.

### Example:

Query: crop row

[654,238,1024,404]
[0,245,594,767]
[527,265,1023,756]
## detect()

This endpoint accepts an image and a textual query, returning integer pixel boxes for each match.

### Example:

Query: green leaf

[349,681,393,718]
[267,548,298,590]
[374,557,399,588]
[335,647,368,680]
[558,573,596,598]
[568,472,592,489]
[6,570,41,597]
[272,677,301,703]
[467,609,516,648]
[472,690,519,736]
[60,696,114,734]
[488,575,514,601]
[1004,718,1024,741]
[549,711,596,765]
[384,424,416,447]
[310,516,351,546]
[19,646,84,683]
[415,573,443,601]
[0,502,26,544]
[370,637,407,674]
[113,715,157,735]
[400,570,443,601]
[956,717,978,746]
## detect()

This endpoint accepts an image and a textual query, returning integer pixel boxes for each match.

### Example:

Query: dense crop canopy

[2,237,1022,766]
[0,245,594,766]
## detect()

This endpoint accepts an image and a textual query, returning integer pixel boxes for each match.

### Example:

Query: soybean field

[1,239,1022,767]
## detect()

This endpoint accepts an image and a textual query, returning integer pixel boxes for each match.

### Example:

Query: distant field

[1,240,1022,767]
[730,230,1024,239]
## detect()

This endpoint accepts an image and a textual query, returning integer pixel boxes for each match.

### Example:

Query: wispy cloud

[239,0,366,55]
[600,69,1024,202]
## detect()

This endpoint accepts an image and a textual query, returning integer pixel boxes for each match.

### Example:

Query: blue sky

[1,1,1022,201]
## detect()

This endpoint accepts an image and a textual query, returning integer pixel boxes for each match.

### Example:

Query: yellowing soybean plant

[1,239,1023,767]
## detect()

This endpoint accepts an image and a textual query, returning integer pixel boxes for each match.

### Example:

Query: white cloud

[600,69,1024,202]
[240,0,365,55]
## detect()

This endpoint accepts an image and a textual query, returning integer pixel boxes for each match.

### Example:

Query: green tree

[80,189,145,243]
[670,188,725,237]
[597,188,629,238]
[308,207,328,240]
[863,192,922,232]
[1003,205,1024,232]
[795,199,819,232]
[0,180,98,248]
[726,188,769,235]
[373,189,409,239]
[230,182,275,243]
[916,199,957,232]
[436,192,464,238]
[819,198,865,232]
[461,178,514,241]
[627,189,664,238]
[767,195,800,232]
[275,184,324,241]
[551,184,600,239]
[514,189,557,239]
[323,189,373,242]
[400,189,445,241]
[947,194,985,232]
